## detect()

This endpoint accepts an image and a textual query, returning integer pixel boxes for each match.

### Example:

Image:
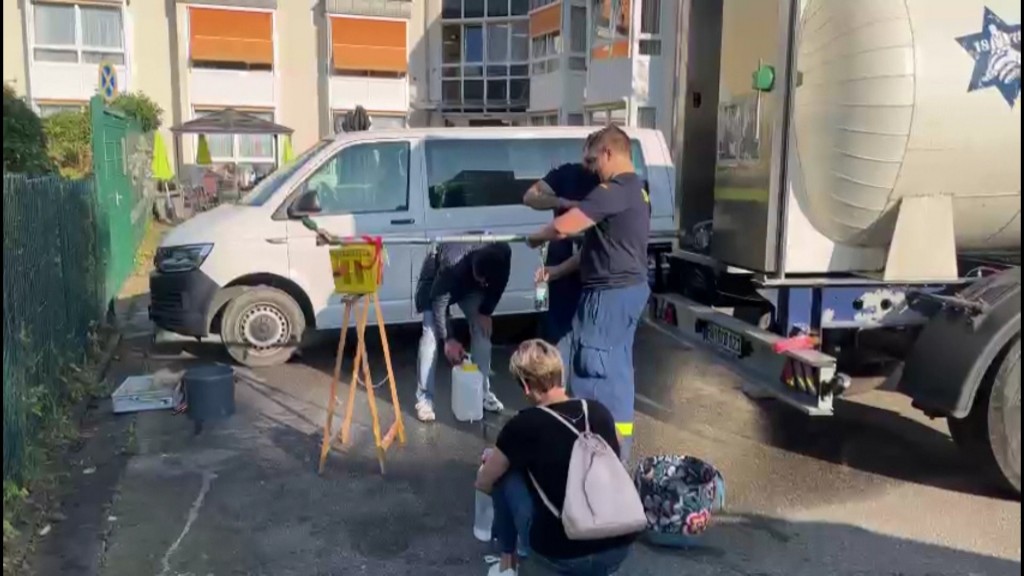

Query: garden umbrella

[196,135,212,166]
[151,132,174,181]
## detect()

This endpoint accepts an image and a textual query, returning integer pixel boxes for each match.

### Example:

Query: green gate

[90,95,149,302]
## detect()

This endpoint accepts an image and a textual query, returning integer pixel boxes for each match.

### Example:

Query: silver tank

[793,0,1021,251]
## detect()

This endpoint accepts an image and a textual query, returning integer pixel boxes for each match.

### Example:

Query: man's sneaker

[416,401,437,423]
[487,563,516,576]
[483,393,504,414]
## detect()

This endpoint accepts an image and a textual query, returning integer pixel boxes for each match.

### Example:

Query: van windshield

[238,140,332,207]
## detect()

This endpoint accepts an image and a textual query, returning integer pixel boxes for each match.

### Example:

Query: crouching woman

[476,340,636,576]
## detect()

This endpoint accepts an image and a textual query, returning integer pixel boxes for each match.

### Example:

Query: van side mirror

[291,189,322,217]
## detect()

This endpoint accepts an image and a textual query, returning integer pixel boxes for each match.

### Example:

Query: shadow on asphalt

[620,325,1014,501]
[162,310,1009,501]
[64,299,1019,576]
[635,514,1022,576]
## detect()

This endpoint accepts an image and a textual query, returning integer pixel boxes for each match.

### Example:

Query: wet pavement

[75,301,1021,576]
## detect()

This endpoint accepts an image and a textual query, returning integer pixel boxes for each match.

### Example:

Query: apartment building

[3,0,678,166]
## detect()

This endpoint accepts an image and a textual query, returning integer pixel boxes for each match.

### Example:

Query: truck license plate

[703,324,745,357]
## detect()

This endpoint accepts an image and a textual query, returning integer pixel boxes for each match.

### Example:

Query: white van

[150,127,676,367]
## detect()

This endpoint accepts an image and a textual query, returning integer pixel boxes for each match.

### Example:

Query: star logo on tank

[957,8,1022,108]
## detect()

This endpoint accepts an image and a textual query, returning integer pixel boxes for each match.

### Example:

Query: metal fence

[3,99,151,482]
[2,176,106,481]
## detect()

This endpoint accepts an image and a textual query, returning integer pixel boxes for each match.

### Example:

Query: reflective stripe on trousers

[568,282,650,463]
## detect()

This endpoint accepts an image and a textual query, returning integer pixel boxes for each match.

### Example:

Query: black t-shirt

[576,173,651,290]
[542,163,601,270]
[496,400,636,560]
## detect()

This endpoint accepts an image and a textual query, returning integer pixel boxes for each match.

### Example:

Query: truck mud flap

[647,293,839,416]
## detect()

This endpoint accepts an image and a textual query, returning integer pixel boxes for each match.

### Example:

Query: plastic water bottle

[534,279,549,312]
[452,359,485,422]
[474,484,495,543]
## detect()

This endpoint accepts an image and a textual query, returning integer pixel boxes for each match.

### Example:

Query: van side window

[425,138,648,210]
[305,141,411,215]
[425,138,584,209]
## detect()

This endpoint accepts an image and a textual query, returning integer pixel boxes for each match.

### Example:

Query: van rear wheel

[221,287,306,368]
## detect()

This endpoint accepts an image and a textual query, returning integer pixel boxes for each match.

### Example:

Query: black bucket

[184,365,236,434]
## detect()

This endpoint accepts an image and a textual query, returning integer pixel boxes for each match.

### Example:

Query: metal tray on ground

[112,374,182,415]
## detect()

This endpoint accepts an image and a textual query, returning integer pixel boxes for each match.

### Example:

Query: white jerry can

[452,360,485,423]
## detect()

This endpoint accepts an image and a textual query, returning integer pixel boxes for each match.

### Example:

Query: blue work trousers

[568,283,650,463]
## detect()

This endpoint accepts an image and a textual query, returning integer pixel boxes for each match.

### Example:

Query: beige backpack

[529,400,648,541]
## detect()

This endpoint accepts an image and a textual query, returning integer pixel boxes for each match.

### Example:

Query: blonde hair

[509,339,564,394]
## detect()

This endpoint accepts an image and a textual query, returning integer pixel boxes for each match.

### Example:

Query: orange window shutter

[530,3,561,38]
[591,39,629,60]
[189,8,274,66]
[331,17,408,74]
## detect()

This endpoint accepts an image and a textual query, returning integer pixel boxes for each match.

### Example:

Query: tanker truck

[652,0,1021,493]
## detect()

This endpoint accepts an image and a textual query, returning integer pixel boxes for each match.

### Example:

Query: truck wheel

[987,341,1021,495]
[221,287,306,368]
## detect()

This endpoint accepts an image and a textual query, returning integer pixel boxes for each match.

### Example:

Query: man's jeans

[416,292,492,407]
[492,472,630,576]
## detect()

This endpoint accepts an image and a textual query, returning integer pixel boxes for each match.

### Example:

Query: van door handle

[266,238,288,245]
[391,218,416,225]
[464,230,486,235]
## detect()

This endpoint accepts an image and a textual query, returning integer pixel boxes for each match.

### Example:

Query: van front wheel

[221,287,306,368]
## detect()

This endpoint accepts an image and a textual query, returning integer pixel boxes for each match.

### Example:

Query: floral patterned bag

[633,456,726,548]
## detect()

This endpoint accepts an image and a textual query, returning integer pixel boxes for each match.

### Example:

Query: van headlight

[155,244,214,273]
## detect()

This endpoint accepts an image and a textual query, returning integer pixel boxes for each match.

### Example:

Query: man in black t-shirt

[527,126,651,464]
[522,141,602,363]
[475,340,634,576]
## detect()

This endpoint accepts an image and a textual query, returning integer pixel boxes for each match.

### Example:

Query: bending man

[415,242,513,423]
[527,126,651,463]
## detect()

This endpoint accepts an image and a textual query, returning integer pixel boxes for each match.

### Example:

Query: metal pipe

[303,217,679,247]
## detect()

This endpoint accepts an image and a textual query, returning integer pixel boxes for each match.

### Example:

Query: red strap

[773,335,818,355]
[342,235,385,285]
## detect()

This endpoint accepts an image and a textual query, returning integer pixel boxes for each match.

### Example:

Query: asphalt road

[82,308,1021,576]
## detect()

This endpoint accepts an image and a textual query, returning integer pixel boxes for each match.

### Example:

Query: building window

[591,0,630,61]
[189,8,273,70]
[587,107,627,126]
[331,17,407,77]
[37,102,87,118]
[426,137,647,209]
[529,113,559,126]
[567,113,585,126]
[569,4,588,70]
[531,32,561,74]
[196,110,276,163]
[637,106,657,129]
[304,141,411,215]
[639,0,662,56]
[333,112,407,133]
[32,3,125,65]
[446,0,529,18]
[441,10,530,111]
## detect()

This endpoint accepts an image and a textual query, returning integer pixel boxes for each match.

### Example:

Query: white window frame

[30,3,126,66]
[531,31,562,75]
[440,15,531,108]
[193,109,277,164]
[586,106,627,126]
